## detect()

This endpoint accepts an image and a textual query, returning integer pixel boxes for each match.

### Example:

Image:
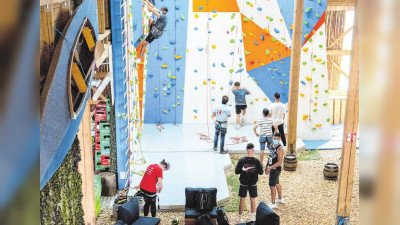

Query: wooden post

[336,1,359,223]
[78,103,96,225]
[287,0,304,155]
[97,0,106,34]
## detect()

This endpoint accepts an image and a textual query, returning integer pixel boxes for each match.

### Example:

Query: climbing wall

[142,0,331,140]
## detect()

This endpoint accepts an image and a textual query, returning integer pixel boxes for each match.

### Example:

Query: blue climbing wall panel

[144,0,189,124]
[247,56,291,104]
[110,0,129,189]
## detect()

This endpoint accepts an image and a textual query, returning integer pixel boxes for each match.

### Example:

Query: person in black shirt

[235,143,263,222]
[265,132,285,209]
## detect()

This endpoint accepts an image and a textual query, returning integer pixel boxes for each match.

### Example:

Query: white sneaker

[268,202,277,209]
[236,124,240,130]
[241,118,245,124]
[237,215,243,223]
[276,198,285,204]
[250,212,256,222]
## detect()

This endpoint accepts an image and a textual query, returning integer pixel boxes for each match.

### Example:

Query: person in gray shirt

[232,82,250,129]
[137,0,168,62]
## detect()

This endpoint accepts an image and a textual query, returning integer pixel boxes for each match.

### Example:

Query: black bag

[117,197,139,224]
[196,189,213,211]
[196,214,213,225]
[256,202,279,225]
[216,206,229,225]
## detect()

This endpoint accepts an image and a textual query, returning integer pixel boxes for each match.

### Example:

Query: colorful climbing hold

[323,103,328,107]
[313,108,318,112]
[175,55,182,59]
[198,48,204,51]
[305,7,312,13]
[302,115,308,120]
[180,13,185,20]
[231,13,236,19]
[265,49,270,55]
[194,13,199,18]
[263,98,268,101]
[199,6,203,10]
[161,65,168,68]
[231,25,235,32]
[314,103,318,107]
[300,93,305,97]
[211,80,216,84]
[303,47,309,52]
[212,45,216,49]
[203,81,207,85]
[305,76,312,81]
[163,110,168,114]
[300,81,306,85]
[316,124,322,128]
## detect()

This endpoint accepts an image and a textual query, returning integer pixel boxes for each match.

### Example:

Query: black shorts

[235,105,247,114]
[269,169,281,186]
[145,23,157,43]
[238,184,257,198]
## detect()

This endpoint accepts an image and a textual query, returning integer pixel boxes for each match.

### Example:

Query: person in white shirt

[253,108,276,165]
[212,95,231,154]
[268,93,286,146]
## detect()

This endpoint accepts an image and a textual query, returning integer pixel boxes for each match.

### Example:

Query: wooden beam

[327,50,352,56]
[40,4,54,55]
[41,0,69,6]
[327,5,355,11]
[98,29,111,42]
[93,72,112,100]
[77,103,96,225]
[336,1,359,223]
[287,0,304,155]
[97,0,106,34]
[94,71,109,79]
[328,0,356,7]
[328,56,349,78]
[95,43,110,66]
[60,0,71,27]
[328,26,353,49]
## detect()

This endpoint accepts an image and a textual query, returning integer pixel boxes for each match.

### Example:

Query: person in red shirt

[134,159,170,217]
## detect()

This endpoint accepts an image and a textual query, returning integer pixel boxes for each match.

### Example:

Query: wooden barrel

[323,163,339,180]
[283,154,297,171]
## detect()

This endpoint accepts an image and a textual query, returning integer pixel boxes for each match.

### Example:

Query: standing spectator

[253,108,276,165]
[232,82,251,129]
[269,93,286,147]
[265,133,285,209]
[133,159,170,217]
[213,95,231,154]
[235,143,263,222]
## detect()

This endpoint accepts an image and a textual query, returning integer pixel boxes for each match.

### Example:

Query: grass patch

[297,150,321,160]
[225,159,247,212]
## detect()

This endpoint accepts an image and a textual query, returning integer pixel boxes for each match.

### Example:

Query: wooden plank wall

[326,10,346,90]
[329,97,347,124]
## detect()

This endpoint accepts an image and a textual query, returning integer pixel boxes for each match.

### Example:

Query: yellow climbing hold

[254,121,257,124]
[273,51,278,54]
[171,76,176,79]
[263,98,268,101]
[255,98,259,102]
[194,13,199,18]
[280,18,283,22]
[186,49,189,52]
[211,80,216,84]
[315,90,319,94]
[161,65,168,68]
[175,55,183,59]
[314,103,318,107]
[305,76,312,81]
[302,115,308,120]
[163,110,168,114]
[177,102,181,105]
[155,88,158,90]
[194,116,197,119]
[316,124,322,127]
[302,47,309,52]
[212,14,218,18]
[280,81,283,84]
[315,58,322,62]
[300,93,305,97]
[203,81,207,85]
[249,3,253,7]
[249,32,254,37]
[290,24,293,30]
[304,34,309,38]
[212,45,216,49]
[263,28,270,34]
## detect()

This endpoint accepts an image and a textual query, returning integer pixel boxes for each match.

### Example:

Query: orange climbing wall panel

[136,43,144,122]
[193,0,239,12]
[241,14,291,71]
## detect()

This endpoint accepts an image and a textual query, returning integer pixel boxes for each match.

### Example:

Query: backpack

[196,214,213,225]
[196,189,213,211]
[216,206,229,225]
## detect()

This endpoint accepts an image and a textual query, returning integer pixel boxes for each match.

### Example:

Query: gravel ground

[96,149,359,225]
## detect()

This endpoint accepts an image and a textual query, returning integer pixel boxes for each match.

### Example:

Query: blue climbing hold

[213,10,217,13]
[300,81,306,85]
[211,98,215,101]
[230,52,234,55]
[175,5,180,10]
[207,78,212,81]
[239,39,243,43]
[235,69,244,73]
[213,63,216,67]
[194,69,198,73]
[199,6,204,10]
[170,40,176,45]
[176,67,180,72]
[274,28,280,33]
[193,109,198,113]
[148,74,153,78]
[194,27,198,30]
[229,80,233,86]
[198,48,204,51]
[194,86,198,90]
[257,7,262,11]
[254,41,258,45]
[221,63,226,67]
[261,34,264,40]
[239,57,243,61]
[208,30,211,33]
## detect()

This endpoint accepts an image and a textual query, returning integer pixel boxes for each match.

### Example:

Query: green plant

[297,150,321,161]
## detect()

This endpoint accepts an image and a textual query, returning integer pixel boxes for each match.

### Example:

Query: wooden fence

[329,96,347,124]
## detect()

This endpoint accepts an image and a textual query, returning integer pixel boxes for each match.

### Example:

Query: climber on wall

[232,82,251,129]
[137,0,168,63]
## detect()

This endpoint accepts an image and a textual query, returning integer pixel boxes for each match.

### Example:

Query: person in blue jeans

[212,95,231,154]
